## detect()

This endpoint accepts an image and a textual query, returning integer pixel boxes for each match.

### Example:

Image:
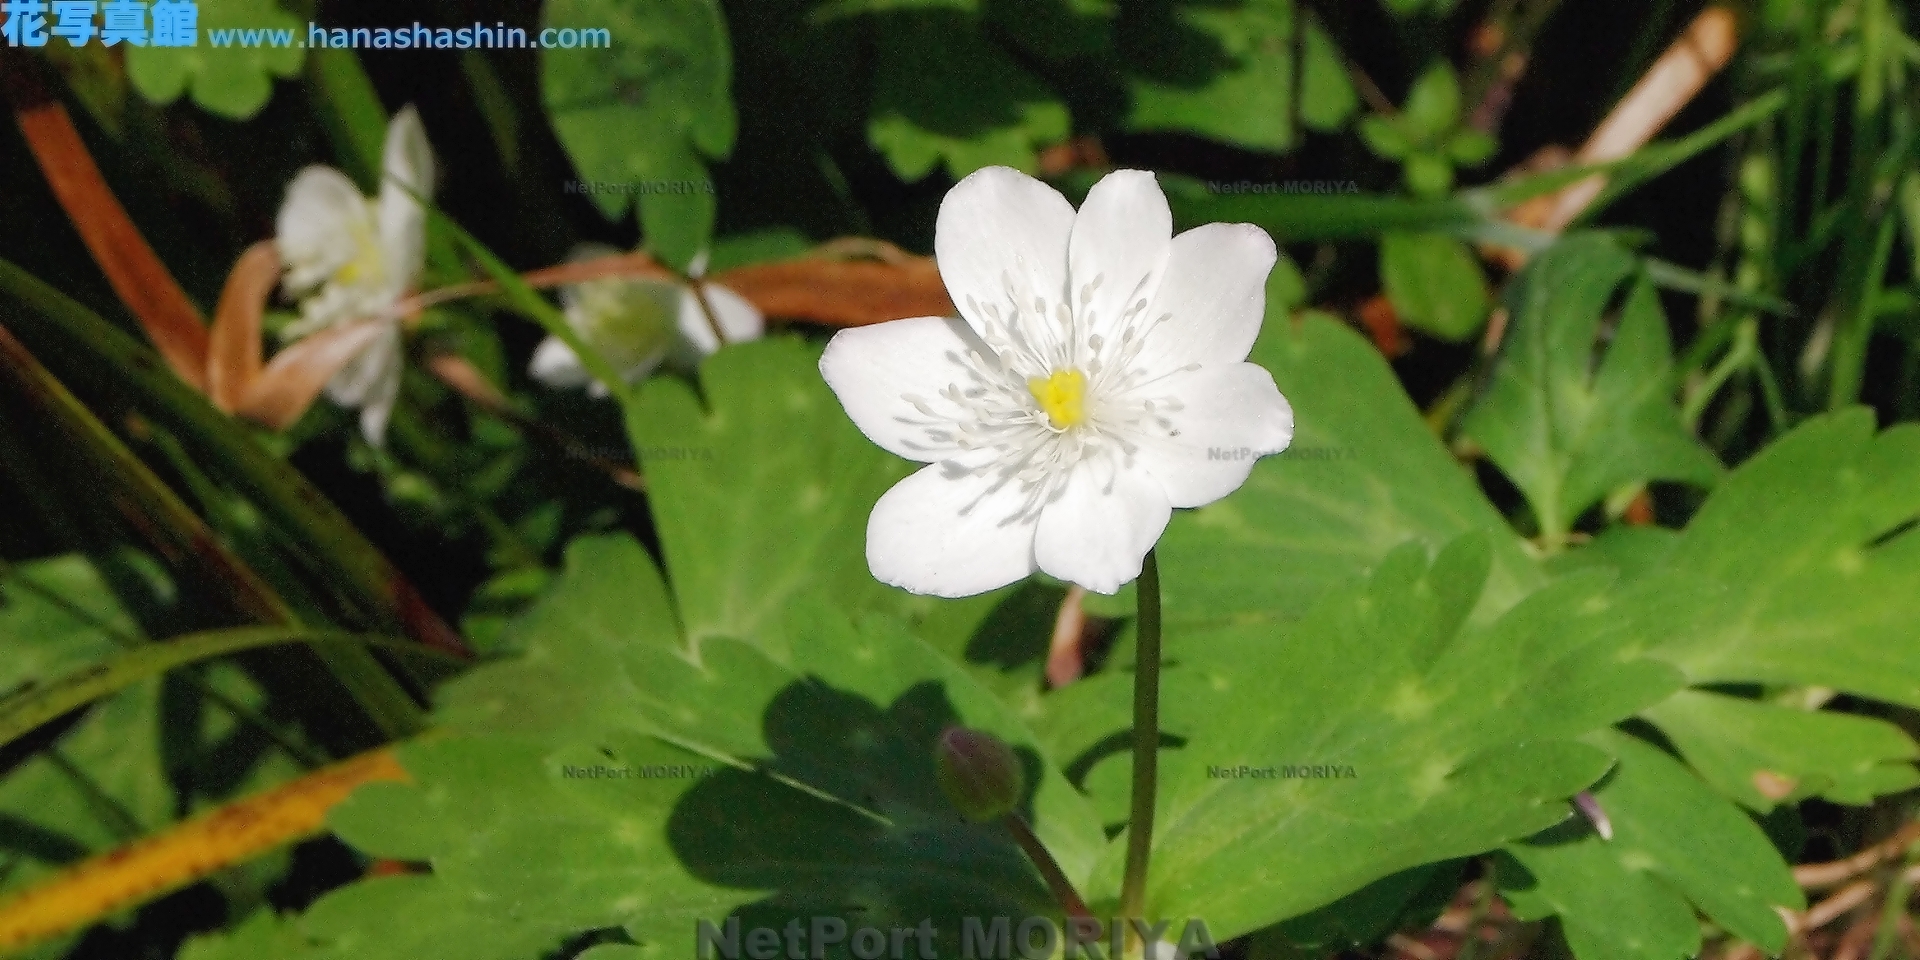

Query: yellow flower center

[1028,369,1088,429]
[333,214,387,287]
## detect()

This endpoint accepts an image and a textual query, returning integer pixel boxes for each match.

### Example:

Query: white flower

[275,105,435,447]
[819,167,1293,598]
[528,247,764,397]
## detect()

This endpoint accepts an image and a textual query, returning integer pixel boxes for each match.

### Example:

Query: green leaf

[1501,730,1805,959]
[624,336,934,660]
[541,0,736,269]
[1447,128,1497,166]
[307,533,1106,960]
[813,0,977,19]
[1359,115,1411,159]
[1404,151,1453,197]
[1544,525,1681,582]
[0,557,169,914]
[1121,0,1356,151]
[1164,181,1482,241]
[125,0,304,119]
[1462,234,1723,542]
[1116,312,1544,630]
[1267,249,1307,313]
[1380,231,1491,341]
[1260,863,1459,952]
[867,14,1070,181]
[1643,689,1920,810]
[1400,63,1462,142]
[1085,541,1682,941]
[1613,410,1920,707]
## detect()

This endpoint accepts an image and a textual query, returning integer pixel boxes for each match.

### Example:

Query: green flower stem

[1120,548,1163,953]
[1001,813,1091,921]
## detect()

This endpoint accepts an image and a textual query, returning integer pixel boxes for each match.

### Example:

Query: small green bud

[933,726,1025,822]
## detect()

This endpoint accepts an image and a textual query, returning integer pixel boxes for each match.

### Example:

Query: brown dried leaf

[4,57,211,390]
[236,320,389,430]
[713,256,954,327]
[207,241,280,413]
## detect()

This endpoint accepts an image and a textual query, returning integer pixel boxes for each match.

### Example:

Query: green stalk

[1827,201,1900,409]
[0,626,430,756]
[1119,549,1164,954]
[0,256,470,659]
[0,318,425,741]
[1002,813,1092,921]
[1683,319,1759,429]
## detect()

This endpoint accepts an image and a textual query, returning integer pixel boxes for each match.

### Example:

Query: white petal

[1068,169,1172,341]
[376,106,434,297]
[935,166,1076,336]
[867,461,1039,598]
[322,322,404,447]
[1132,362,1294,509]
[675,282,764,356]
[1139,223,1277,376]
[324,321,395,407]
[381,105,436,200]
[529,336,591,390]
[276,166,369,294]
[819,316,990,463]
[1033,459,1172,595]
[358,346,404,448]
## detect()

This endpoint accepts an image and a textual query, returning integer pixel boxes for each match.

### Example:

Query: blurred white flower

[819,167,1293,597]
[275,105,435,447]
[528,246,764,398]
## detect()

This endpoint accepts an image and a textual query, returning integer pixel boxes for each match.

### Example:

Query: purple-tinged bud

[934,725,1025,822]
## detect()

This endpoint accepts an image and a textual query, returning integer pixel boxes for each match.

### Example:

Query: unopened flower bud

[934,725,1025,822]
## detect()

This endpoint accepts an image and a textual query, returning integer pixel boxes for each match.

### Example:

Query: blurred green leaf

[1379,231,1490,341]
[1446,128,1496,166]
[1462,234,1723,543]
[1267,249,1308,313]
[813,0,977,20]
[541,0,736,270]
[0,556,169,943]
[1359,115,1411,159]
[867,14,1070,180]
[1399,63,1462,142]
[1404,151,1453,197]
[125,0,304,119]
[1121,0,1356,151]
[1380,0,1463,16]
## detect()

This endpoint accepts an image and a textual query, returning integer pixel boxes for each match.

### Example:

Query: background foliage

[1,0,1918,959]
